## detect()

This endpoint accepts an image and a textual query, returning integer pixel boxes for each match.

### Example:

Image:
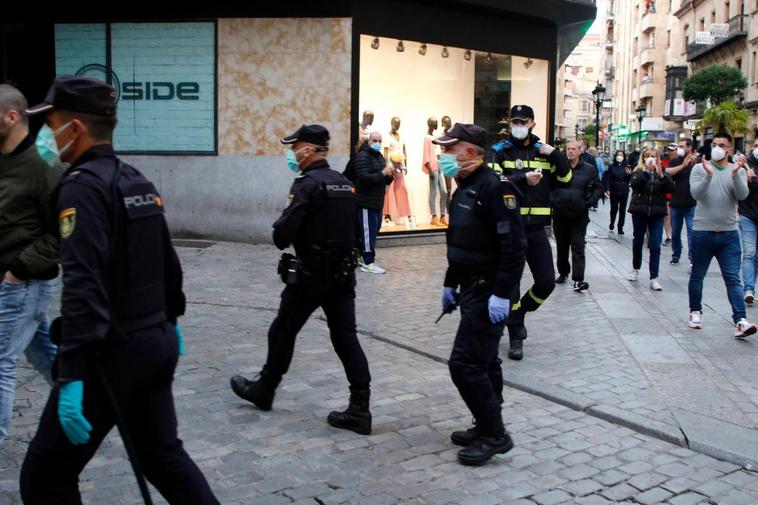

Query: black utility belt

[277,251,359,285]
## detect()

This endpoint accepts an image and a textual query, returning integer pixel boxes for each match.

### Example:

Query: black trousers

[554,212,589,282]
[448,279,506,437]
[20,322,219,505]
[609,193,628,232]
[508,227,556,325]
[261,282,371,390]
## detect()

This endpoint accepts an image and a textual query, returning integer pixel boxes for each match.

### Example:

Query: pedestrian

[437,123,525,466]
[628,145,641,169]
[354,131,394,274]
[603,149,632,234]
[627,148,675,291]
[740,137,758,305]
[0,85,62,446]
[553,141,604,291]
[666,139,698,266]
[231,124,373,435]
[492,105,572,360]
[588,146,606,211]
[19,77,219,504]
[688,132,757,338]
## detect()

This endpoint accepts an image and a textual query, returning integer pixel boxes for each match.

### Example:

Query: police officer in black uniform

[491,105,571,360]
[437,124,526,466]
[20,77,219,504]
[230,125,373,435]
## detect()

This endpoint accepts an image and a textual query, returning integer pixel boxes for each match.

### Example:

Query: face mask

[511,125,529,140]
[752,148,758,159]
[645,157,656,167]
[711,146,726,162]
[370,142,382,152]
[285,147,309,173]
[51,121,74,159]
[439,153,460,177]
[616,155,624,163]
[35,125,60,165]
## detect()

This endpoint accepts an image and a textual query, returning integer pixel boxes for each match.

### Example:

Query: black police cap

[26,76,117,117]
[280,124,330,147]
[432,123,488,149]
[510,105,534,120]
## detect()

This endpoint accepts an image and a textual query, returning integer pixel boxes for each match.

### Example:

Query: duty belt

[115,310,167,333]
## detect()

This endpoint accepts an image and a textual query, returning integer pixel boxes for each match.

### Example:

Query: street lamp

[635,105,647,149]
[592,82,606,147]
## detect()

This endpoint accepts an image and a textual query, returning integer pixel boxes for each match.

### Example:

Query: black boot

[327,387,372,435]
[230,374,278,411]
[507,325,527,361]
[457,433,514,466]
[451,422,479,446]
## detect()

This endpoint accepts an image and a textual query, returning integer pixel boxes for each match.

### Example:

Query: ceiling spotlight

[485,52,493,64]
[371,37,380,50]
[464,49,472,61]
[419,43,427,56]
[396,40,405,52]
[524,58,534,69]
[441,46,449,58]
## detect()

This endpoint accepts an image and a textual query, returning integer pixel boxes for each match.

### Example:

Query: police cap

[280,124,330,147]
[510,105,534,120]
[26,76,117,117]
[432,123,488,148]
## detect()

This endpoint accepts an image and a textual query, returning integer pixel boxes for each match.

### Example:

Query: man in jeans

[739,137,758,305]
[666,139,697,267]
[0,85,62,444]
[688,132,757,338]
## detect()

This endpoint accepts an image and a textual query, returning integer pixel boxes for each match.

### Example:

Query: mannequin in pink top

[441,115,454,214]
[382,117,414,229]
[423,117,448,226]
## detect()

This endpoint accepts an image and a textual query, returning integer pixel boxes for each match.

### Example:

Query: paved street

[4,203,758,504]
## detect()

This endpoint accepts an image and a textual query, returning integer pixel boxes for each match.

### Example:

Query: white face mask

[616,155,624,163]
[711,146,726,162]
[510,125,529,140]
[52,121,75,159]
[676,148,685,157]
[645,157,656,167]
[752,148,758,159]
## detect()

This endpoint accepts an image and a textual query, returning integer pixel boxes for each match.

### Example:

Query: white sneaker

[650,279,663,291]
[628,269,639,282]
[357,256,365,267]
[734,319,757,339]
[745,291,754,306]
[688,311,703,329]
[360,263,386,274]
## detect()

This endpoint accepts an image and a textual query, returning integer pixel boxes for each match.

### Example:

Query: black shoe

[573,281,589,292]
[618,230,624,235]
[327,388,372,435]
[609,224,614,231]
[457,434,514,466]
[507,333,524,361]
[230,374,277,411]
[555,274,568,284]
[663,238,671,246]
[451,424,480,447]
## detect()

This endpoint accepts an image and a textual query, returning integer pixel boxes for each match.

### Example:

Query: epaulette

[492,140,512,153]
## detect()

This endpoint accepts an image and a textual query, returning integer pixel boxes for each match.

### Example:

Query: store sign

[672,99,685,116]
[55,22,216,153]
[709,23,729,38]
[695,31,715,44]
[684,119,700,129]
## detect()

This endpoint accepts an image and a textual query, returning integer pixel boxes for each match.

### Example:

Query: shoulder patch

[503,194,517,210]
[59,208,76,238]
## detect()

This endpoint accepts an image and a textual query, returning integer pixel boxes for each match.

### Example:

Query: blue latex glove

[175,324,186,356]
[442,287,459,310]
[488,295,510,324]
[58,381,92,445]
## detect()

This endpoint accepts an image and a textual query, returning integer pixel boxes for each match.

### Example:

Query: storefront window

[358,35,548,233]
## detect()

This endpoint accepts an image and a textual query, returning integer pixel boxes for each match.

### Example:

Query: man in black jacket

[553,141,603,291]
[491,105,572,360]
[666,139,697,266]
[739,138,758,305]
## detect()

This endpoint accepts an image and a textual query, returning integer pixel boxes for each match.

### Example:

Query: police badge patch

[503,194,517,210]
[515,159,524,170]
[59,208,76,238]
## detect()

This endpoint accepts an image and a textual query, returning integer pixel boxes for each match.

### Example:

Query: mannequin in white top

[382,117,414,228]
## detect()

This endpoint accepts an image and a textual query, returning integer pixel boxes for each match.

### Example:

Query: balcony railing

[641,13,655,33]
[686,15,748,62]
[604,65,615,78]
[639,82,655,99]
[640,45,656,66]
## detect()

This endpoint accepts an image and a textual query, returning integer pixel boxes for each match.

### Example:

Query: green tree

[583,124,596,147]
[683,65,747,106]
[696,100,751,136]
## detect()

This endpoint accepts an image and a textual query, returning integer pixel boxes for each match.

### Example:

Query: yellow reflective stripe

[488,163,503,173]
[556,170,573,183]
[512,301,522,312]
[520,207,552,216]
[501,161,517,168]
[527,288,545,305]
[530,160,552,170]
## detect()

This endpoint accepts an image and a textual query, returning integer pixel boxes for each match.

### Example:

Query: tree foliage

[683,65,747,105]
[696,100,751,136]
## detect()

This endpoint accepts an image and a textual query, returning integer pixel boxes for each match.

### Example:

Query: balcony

[641,13,655,33]
[605,37,614,50]
[639,82,655,99]
[604,65,615,78]
[686,15,748,62]
[640,45,656,66]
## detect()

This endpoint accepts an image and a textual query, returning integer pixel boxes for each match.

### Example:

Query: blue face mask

[439,153,460,178]
[370,142,382,152]
[36,125,60,166]
[286,147,310,173]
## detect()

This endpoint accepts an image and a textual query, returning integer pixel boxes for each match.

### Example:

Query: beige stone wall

[217,18,352,157]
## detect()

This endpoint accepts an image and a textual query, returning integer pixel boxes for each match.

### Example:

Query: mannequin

[423,117,447,226]
[382,117,414,229]
[359,110,374,142]
[441,115,454,214]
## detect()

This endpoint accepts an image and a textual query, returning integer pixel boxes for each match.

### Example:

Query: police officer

[437,123,526,466]
[19,77,219,504]
[230,125,372,435]
[491,105,572,360]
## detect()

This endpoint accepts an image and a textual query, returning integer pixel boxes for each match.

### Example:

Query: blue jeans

[632,214,664,279]
[0,278,58,444]
[689,230,745,323]
[739,215,758,293]
[428,170,447,218]
[670,206,695,263]
[356,207,382,265]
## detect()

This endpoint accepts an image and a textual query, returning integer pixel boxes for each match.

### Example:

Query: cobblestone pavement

[2,223,758,503]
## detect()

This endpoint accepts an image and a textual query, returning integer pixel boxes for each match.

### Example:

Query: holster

[278,253,302,285]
